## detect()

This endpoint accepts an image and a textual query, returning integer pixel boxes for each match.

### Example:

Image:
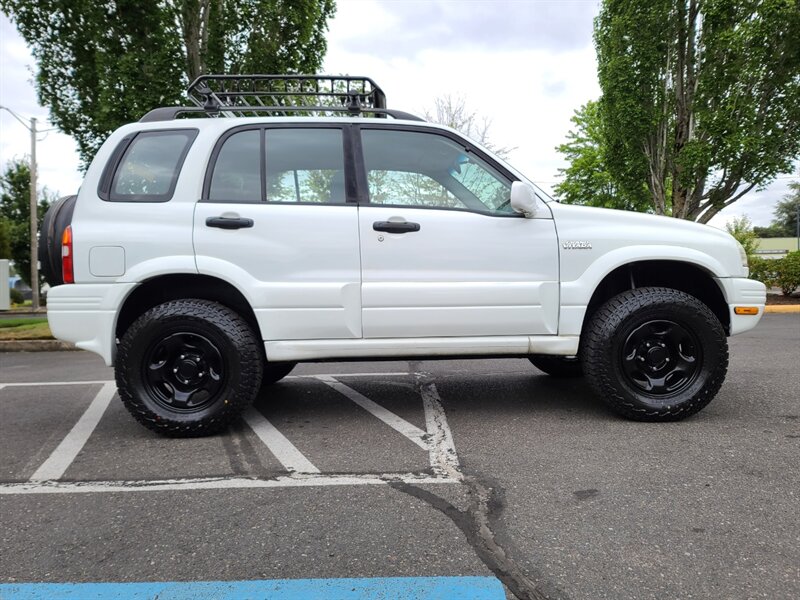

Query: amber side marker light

[734,306,759,315]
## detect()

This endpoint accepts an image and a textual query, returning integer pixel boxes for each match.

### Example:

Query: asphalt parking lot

[1,313,798,599]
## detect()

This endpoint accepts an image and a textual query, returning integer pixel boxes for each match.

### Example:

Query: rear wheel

[581,287,728,421]
[115,299,263,437]
[529,355,582,378]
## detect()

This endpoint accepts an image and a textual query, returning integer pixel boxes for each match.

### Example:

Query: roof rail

[139,74,424,123]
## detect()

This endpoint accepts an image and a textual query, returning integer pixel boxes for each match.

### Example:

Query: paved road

[1,313,798,599]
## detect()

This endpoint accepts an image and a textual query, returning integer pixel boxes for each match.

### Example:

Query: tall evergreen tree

[558,0,800,222]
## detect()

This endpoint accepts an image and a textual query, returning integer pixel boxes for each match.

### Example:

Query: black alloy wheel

[620,319,701,396]
[143,332,225,413]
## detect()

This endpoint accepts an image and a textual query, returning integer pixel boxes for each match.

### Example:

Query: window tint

[110,130,196,202]
[208,129,261,202]
[361,129,514,214]
[265,129,345,203]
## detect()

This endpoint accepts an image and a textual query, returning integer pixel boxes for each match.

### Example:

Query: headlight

[737,242,749,276]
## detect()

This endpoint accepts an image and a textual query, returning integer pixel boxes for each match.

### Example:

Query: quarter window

[208,129,261,202]
[109,130,196,202]
[361,129,514,214]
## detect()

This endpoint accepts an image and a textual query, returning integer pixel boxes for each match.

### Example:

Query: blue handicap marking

[0,576,505,599]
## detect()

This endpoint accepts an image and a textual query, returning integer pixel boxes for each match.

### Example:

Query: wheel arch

[115,274,262,343]
[579,260,730,336]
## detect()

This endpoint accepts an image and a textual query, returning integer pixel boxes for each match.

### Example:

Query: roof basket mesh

[187,74,387,117]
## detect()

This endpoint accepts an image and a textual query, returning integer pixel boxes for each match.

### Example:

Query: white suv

[41,75,766,436]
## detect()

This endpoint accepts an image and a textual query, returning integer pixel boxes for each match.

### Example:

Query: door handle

[373,221,420,234]
[206,216,254,230]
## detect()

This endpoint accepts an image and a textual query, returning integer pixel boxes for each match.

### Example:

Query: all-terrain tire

[581,287,728,421]
[261,361,297,387]
[529,355,583,378]
[115,299,263,437]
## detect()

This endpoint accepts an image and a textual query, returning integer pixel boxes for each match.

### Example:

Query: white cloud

[1,13,83,196]
[0,1,795,226]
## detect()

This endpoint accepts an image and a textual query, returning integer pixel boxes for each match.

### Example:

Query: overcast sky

[1,0,795,227]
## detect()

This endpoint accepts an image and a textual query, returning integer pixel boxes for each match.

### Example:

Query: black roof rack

[140,74,424,123]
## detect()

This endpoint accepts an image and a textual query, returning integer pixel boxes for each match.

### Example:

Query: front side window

[265,129,346,203]
[109,130,196,202]
[361,129,514,214]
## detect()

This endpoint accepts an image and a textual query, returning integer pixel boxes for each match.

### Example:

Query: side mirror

[510,181,539,218]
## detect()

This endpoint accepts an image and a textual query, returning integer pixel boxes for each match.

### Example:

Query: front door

[356,127,559,338]
[193,125,362,341]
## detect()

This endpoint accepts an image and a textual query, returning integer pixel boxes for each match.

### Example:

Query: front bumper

[714,277,767,335]
[47,283,137,366]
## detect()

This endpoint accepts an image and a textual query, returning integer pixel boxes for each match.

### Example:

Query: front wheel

[581,287,728,421]
[115,299,263,437]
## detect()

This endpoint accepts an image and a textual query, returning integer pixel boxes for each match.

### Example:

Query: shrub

[9,288,24,305]
[775,251,800,296]
[748,256,778,288]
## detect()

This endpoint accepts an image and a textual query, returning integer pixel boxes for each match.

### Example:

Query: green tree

[753,224,788,238]
[725,215,758,258]
[0,216,11,259]
[753,175,800,237]
[589,0,800,223]
[0,159,55,287]
[1,0,337,167]
[771,179,800,236]
[554,101,651,211]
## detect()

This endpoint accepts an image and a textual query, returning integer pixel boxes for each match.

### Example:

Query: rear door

[356,126,559,338]
[193,124,362,340]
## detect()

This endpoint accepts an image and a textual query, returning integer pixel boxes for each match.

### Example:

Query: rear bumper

[714,277,766,335]
[47,283,137,366]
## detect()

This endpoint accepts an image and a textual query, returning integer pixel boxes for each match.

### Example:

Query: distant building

[754,237,799,259]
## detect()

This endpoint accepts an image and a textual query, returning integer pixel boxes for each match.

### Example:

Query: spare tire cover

[38,195,77,287]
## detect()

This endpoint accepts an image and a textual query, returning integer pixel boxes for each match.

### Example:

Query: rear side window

[265,129,345,204]
[104,130,197,202]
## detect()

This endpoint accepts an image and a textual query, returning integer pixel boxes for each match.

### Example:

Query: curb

[764,305,800,313]
[0,340,79,352]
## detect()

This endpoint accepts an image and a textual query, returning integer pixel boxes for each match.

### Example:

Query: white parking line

[28,382,117,482]
[0,380,114,387]
[3,371,465,492]
[316,375,429,450]
[242,407,321,474]
[286,372,410,380]
[0,472,460,495]
[418,377,461,479]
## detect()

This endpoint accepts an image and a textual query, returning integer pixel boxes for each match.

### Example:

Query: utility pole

[29,117,39,310]
[0,106,41,311]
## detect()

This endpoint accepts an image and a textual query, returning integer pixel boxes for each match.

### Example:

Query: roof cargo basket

[140,74,423,123]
